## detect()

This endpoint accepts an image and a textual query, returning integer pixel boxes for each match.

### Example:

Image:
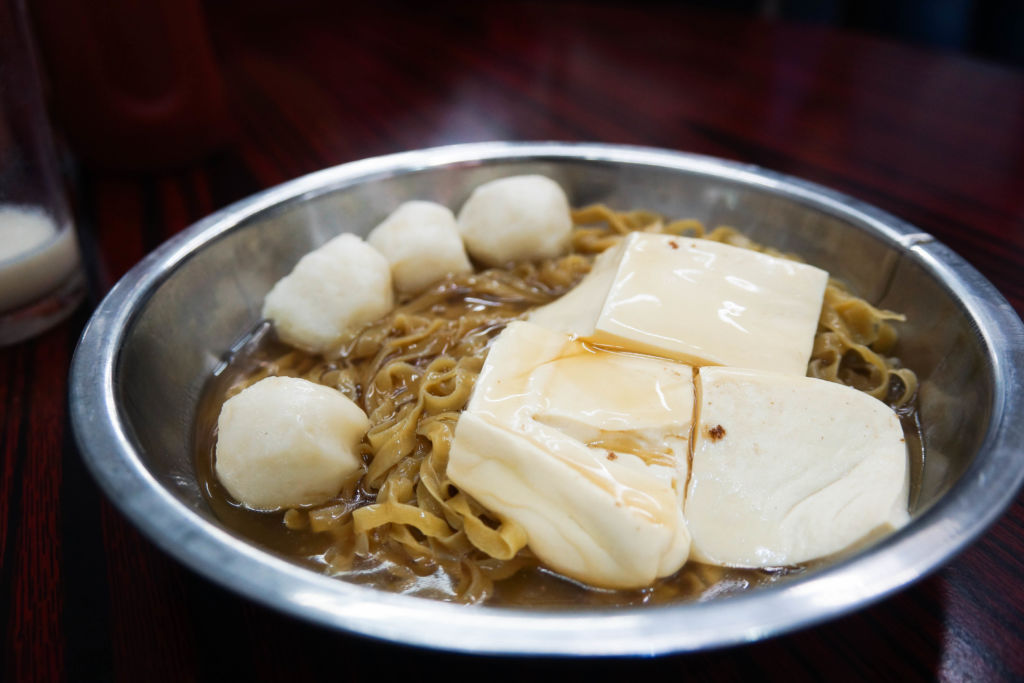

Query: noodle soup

[195,206,922,606]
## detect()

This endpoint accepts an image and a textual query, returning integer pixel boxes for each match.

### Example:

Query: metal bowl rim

[69,141,1024,656]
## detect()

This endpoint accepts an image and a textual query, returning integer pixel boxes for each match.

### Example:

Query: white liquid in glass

[0,205,80,311]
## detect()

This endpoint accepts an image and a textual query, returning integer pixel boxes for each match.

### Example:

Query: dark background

[3,1,1023,681]
[677,0,1024,65]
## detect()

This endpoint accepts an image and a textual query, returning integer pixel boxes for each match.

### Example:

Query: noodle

[205,205,919,604]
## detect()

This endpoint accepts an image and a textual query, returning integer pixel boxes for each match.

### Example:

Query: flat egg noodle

[244,203,917,602]
[810,284,918,406]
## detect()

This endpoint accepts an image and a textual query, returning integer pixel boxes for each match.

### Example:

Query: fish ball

[262,233,393,353]
[367,201,472,294]
[215,376,370,510]
[457,175,572,266]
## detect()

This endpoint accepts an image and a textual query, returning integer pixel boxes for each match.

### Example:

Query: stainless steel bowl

[70,142,1024,655]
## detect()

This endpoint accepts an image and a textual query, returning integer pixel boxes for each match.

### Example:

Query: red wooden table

[4,3,1023,680]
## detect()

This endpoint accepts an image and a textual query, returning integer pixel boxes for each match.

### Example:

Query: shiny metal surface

[69,142,1024,655]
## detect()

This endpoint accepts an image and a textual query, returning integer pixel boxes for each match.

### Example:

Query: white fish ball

[367,201,472,294]
[262,233,393,354]
[457,175,572,266]
[215,376,370,510]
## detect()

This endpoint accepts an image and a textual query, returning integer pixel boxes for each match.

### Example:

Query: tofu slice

[528,232,828,375]
[366,200,472,295]
[262,233,393,354]
[686,366,909,567]
[527,242,620,335]
[457,175,572,266]
[448,321,693,589]
[215,376,370,510]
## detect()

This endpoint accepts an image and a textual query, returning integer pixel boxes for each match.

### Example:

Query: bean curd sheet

[195,206,924,607]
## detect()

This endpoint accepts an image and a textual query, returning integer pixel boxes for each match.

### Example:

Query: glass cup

[0,0,85,346]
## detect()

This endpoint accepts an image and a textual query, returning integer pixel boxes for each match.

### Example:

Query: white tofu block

[366,201,472,295]
[457,175,572,266]
[448,321,693,589]
[262,233,393,354]
[686,366,909,567]
[529,232,828,375]
[527,242,619,335]
[215,376,370,510]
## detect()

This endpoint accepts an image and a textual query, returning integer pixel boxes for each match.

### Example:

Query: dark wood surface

[4,2,1024,680]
